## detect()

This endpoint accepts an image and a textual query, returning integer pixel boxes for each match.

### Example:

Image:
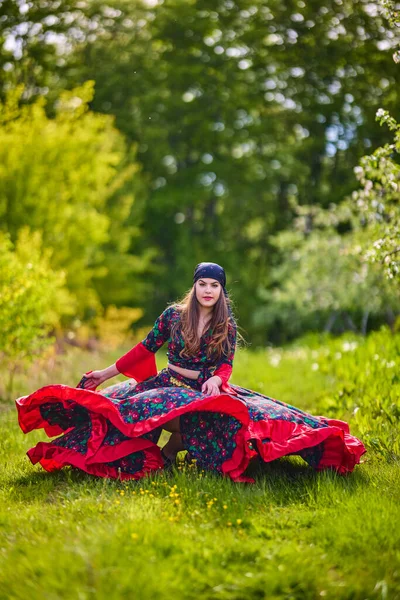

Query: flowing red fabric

[115,342,158,382]
[16,380,366,483]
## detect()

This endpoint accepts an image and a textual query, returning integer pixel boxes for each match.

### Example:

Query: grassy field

[1,330,399,599]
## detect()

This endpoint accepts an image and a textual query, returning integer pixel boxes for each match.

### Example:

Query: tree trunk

[324,311,338,333]
[361,310,370,336]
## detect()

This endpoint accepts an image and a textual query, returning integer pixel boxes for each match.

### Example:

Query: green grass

[1,331,400,599]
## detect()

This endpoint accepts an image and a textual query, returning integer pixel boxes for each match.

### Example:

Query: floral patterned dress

[16,306,366,482]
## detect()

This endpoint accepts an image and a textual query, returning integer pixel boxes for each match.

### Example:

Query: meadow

[1,329,399,600]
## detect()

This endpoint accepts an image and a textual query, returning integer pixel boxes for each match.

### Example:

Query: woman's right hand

[80,370,107,390]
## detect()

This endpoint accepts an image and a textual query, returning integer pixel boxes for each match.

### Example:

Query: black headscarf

[193,262,226,288]
[193,262,233,319]
[193,261,232,308]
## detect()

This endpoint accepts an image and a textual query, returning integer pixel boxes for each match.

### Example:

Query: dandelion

[227,522,232,527]
[131,533,138,540]
[223,505,227,509]
[236,519,242,525]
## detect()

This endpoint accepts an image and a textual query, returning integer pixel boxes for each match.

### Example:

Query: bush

[0,82,144,318]
[0,228,72,399]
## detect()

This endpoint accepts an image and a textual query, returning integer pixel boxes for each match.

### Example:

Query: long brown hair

[170,285,234,360]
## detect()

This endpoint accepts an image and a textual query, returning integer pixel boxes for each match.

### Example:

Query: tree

[0,228,71,398]
[0,81,147,317]
[2,0,399,338]
[72,0,400,328]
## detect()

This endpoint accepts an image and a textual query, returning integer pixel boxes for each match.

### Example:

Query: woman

[16,262,366,482]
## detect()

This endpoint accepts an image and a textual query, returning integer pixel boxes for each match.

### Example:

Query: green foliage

[260,104,400,340]
[2,0,399,338]
[351,109,400,280]
[78,0,400,329]
[0,82,144,317]
[0,228,71,397]
[256,225,399,339]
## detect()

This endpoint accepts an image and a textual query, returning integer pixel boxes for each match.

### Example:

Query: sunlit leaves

[0,83,141,317]
[0,228,72,396]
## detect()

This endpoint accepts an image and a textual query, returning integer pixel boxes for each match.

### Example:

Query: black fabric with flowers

[141,306,236,373]
[18,309,366,481]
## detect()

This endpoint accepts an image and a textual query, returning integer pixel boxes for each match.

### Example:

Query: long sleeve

[214,320,237,393]
[141,306,174,352]
[115,307,173,381]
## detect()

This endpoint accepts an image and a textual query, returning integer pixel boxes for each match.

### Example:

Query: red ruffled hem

[250,417,365,475]
[16,384,365,482]
[27,441,163,480]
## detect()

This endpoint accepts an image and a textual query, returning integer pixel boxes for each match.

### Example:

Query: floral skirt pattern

[16,368,366,482]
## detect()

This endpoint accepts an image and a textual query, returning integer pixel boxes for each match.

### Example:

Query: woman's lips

[203,297,213,300]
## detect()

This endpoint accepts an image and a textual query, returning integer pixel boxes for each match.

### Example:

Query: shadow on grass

[7,467,118,504]
[8,455,370,508]
[243,455,370,504]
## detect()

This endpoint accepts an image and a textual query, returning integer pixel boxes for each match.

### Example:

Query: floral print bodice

[141,306,237,373]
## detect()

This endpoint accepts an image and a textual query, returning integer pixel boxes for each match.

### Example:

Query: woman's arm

[79,363,119,390]
[213,320,237,387]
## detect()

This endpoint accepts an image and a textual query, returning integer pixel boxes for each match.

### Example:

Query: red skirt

[16,367,366,483]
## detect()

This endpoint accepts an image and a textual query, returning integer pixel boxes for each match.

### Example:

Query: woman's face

[195,278,221,309]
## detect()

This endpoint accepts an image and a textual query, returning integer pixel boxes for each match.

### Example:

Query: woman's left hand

[201,376,222,397]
